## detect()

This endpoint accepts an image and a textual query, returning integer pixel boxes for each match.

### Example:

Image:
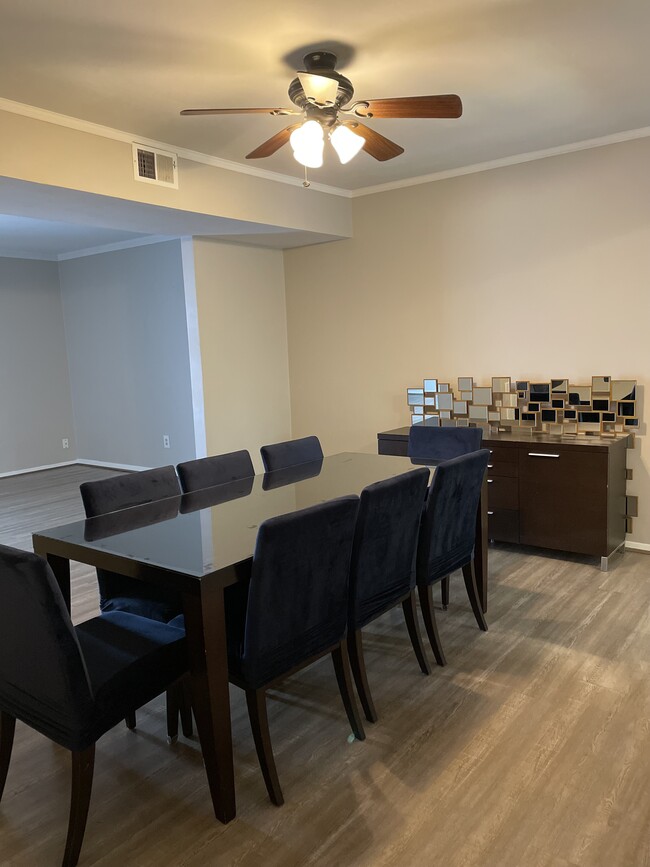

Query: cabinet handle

[528,452,560,458]
[488,511,494,516]
[487,464,493,468]
[487,479,494,483]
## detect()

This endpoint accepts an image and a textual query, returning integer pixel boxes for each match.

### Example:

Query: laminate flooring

[1,465,649,867]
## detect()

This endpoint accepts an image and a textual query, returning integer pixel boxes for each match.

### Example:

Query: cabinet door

[519,447,608,556]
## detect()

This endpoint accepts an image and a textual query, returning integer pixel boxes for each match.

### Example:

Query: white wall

[59,240,197,468]
[284,137,650,544]
[191,238,292,472]
[0,257,75,474]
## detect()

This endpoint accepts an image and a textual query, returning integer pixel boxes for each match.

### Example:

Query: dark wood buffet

[377,426,630,570]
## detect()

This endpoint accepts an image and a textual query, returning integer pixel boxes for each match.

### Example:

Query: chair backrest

[349,468,430,630]
[241,496,359,688]
[260,435,323,473]
[80,466,181,518]
[0,545,93,746]
[177,450,254,493]
[416,450,490,585]
[407,425,482,462]
[79,466,181,611]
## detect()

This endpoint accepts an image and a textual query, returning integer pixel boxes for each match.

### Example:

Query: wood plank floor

[1,465,649,866]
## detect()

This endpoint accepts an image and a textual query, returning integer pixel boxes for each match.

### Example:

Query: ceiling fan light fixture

[297,72,340,107]
[330,124,365,164]
[290,120,324,168]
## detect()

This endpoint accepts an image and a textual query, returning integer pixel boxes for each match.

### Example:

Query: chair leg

[179,675,194,738]
[441,575,450,610]
[462,561,489,632]
[166,685,179,744]
[332,640,366,741]
[0,712,16,802]
[63,744,95,867]
[417,583,447,667]
[245,688,284,807]
[124,711,136,731]
[347,628,378,723]
[402,590,431,675]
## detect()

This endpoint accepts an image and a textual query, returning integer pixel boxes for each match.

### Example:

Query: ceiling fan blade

[180,107,298,116]
[246,124,301,159]
[346,122,404,161]
[348,95,463,119]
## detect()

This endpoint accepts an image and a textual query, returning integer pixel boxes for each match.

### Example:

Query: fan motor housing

[288,51,354,111]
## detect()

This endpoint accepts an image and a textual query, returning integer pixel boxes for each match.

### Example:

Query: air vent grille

[132,143,178,188]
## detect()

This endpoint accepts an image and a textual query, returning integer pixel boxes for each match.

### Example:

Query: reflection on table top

[34,453,430,582]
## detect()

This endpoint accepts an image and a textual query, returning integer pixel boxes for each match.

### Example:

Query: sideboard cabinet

[377,427,629,570]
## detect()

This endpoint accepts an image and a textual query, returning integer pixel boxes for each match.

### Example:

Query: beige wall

[192,238,291,472]
[284,137,650,545]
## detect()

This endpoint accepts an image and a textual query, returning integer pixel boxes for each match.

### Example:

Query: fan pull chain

[303,166,311,188]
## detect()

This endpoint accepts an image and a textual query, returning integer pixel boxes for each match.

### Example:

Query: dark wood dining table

[32,451,487,824]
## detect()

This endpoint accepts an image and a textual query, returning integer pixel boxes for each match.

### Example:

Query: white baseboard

[75,459,151,472]
[0,458,151,479]
[0,460,78,478]
[625,541,650,553]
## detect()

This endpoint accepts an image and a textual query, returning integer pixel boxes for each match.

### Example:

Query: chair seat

[100,594,181,623]
[74,611,187,748]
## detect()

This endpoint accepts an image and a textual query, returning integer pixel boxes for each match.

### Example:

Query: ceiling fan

[180,50,462,170]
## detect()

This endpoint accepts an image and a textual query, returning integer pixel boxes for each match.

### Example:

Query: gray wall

[59,241,197,468]
[0,257,76,474]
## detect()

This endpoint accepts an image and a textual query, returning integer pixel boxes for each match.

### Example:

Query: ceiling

[0,215,151,259]
[1,0,650,192]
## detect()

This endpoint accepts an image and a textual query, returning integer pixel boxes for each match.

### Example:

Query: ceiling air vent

[132,143,178,188]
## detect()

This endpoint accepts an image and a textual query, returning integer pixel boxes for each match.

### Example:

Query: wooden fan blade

[349,95,462,119]
[346,122,404,161]
[246,124,301,159]
[180,107,297,116]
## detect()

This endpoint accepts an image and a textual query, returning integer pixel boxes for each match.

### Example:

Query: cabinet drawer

[486,445,518,477]
[377,438,408,457]
[487,508,519,543]
[486,475,518,509]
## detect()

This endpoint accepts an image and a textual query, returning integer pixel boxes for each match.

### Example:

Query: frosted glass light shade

[297,73,339,107]
[290,120,324,168]
[330,125,364,164]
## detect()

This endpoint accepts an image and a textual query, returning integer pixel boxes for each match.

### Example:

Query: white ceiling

[2,0,650,192]
[0,215,151,259]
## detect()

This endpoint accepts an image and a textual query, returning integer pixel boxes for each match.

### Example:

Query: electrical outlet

[163,434,170,449]
[62,438,69,449]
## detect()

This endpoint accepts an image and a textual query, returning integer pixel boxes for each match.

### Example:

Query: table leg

[183,583,236,824]
[474,476,488,613]
[47,553,72,613]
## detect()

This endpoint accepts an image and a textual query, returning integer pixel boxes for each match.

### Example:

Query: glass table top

[34,453,430,581]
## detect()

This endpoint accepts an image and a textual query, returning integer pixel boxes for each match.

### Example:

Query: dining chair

[416,450,490,667]
[408,425,483,608]
[80,466,192,738]
[347,468,431,722]
[261,458,323,490]
[225,495,363,806]
[260,435,323,472]
[177,450,255,493]
[0,545,188,867]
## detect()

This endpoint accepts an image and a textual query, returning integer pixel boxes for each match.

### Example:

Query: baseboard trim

[76,459,151,472]
[625,541,650,553]
[0,460,78,478]
[0,458,151,478]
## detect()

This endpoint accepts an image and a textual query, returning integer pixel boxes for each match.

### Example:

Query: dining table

[32,451,488,824]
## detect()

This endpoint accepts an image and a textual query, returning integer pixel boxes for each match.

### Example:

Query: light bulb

[330,125,365,164]
[290,120,324,168]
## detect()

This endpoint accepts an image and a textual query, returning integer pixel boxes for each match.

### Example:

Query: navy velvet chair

[177,450,255,493]
[416,450,490,666]
[226,496,363,806]
[0,545,188,867]
[260,435,323,473]
[347,468,431,722]
[261,458,323,490]
[80,466,182,622]
[80,466,191,737]
[408,425,483,608]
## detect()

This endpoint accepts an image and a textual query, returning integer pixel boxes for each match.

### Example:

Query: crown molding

[0,97,350,198]
[351,125,650,197]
